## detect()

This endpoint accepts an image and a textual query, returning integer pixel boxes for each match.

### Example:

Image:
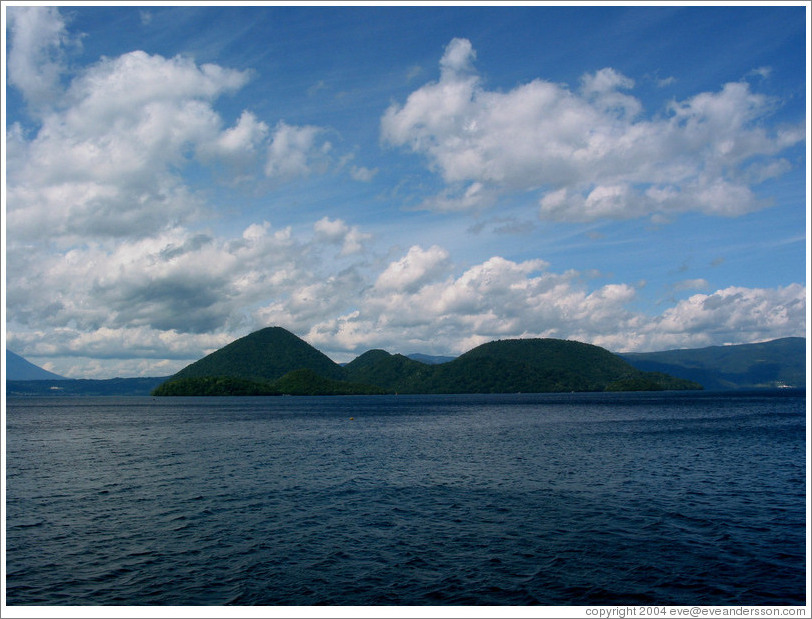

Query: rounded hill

[406,338,698,393]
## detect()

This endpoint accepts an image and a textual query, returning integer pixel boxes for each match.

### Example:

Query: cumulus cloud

[6,6,76,112]
[264,121,332,180]
[6,219,333,376]
[7,223,300,336]
[6,49,255,241]
[313,217,371,256]
[381,38,804,221]
[373,245,451,293]
[6,18,333,242]
[200,110,270,167]
[640,284,807,350]
[299,248,806,360]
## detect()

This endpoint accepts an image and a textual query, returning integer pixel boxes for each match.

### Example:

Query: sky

[2,2,809,379]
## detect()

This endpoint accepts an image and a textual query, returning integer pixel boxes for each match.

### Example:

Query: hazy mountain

[621,337,806,390]
[5,350,65,380]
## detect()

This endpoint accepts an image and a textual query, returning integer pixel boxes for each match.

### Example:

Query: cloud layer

[8,222,805,376]
[382,38,804,220]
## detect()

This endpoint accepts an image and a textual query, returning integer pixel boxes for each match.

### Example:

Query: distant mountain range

[6,377,171,397]
[6,333,806,396]
[5,349,168,396]
[620,337,806,391]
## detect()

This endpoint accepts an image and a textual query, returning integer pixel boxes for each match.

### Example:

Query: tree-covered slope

[272,369,388,396]
[621,337,806,390]
[397,338,701,394]
[152,376,280,396]
[152,369,386,396]
[172,326,344,382]
[343,350,434,393]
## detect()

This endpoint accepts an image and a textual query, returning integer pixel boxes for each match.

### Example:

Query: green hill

[386,338,700,394]
[621,337,806,390]
[155,327,701,396]
[151,376,280,396]
[172,326,344,383]
[344,350,434,392]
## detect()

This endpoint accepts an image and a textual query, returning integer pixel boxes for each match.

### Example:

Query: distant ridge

[5,350,66,381]
[7,377,169,397]
[621,337,807,390]
[154,327,702,396]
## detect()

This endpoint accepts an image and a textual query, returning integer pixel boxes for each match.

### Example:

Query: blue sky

[3,2,808,378]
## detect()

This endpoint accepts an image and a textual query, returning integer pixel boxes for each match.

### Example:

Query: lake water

[5,391,807,606]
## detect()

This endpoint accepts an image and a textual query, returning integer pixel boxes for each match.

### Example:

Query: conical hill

[172,326,344,382]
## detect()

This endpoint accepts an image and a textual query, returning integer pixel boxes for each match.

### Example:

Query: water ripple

[6,392,806,606]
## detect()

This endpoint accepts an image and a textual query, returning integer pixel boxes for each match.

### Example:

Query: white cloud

[440,37,477,76]
[307,80,328,96]
[300,247,805,361]
[202,110,270,164]
[373,245,451,293]
[6,219,318,342]
[381,38,804,221]
[7,326,235,379]
[6,40,335,243]
[6,6,75,112]
[748,66,772,79]
[640,284,807,350]
[580,67,641,118]
[264,121,332,180]
[5,49,257,241]
[313,217,371,256]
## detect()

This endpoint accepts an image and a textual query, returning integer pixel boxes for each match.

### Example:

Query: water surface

[5,391,806,605]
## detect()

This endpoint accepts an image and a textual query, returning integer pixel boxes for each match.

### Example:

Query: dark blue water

[5,391,806,606]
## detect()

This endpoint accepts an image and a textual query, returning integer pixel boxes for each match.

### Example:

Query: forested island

[151,327,702,396]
